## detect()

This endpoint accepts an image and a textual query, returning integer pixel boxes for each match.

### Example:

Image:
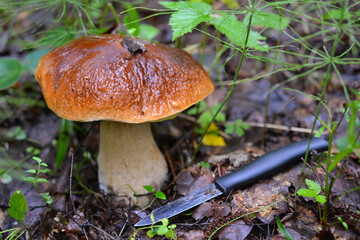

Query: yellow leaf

[203,134,226,147]
[208,122,219,133]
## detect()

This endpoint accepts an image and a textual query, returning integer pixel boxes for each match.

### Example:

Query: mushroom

[35,34,214,205]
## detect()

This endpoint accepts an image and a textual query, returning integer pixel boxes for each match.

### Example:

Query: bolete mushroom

[35,34,214,204]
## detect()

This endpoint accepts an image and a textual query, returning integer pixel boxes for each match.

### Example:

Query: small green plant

[6,126,26,141]
[200,161,210,169]
[276,216,293,240]
[187,100,226,129]
[141,185,167,209]
[55,119,73,170]
[23,156,53,204]
[337,216,349,230]
[23,156,49,187]
[224,119,249,138]
[146,217,177,239]
[143,185,167,201]
[130,216,177,240]
[297,179,326,204]
[0,190,30,240]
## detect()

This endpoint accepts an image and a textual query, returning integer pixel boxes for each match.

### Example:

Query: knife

[135,137,328,227]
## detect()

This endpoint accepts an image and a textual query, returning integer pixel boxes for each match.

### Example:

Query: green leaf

[150,213,155,223]
[56,119,72,170]
[155,225,169,235]
[155,191,167,200]
[244,11,290,30]
[36,178,49,183]
[200,161,210,169]
[147,229,156,238]
[160,218,169,227]
[209,14,268,51]
[40,192,53,205]
[160,1,212,40]
[6,126,26,140]
[40,162,48,167]
[297,188,317,198]
[24,169,36,174]
[0,58,22,90]
[305,179,321,195]
[187,100,207,115]
[224,123,235,134]
[315,126,325,138]
[23,49,50,73]
[33,156,42,164]
[23,176,37,183]
[315,195,326,204]
[165,229,176,239]
[277,216,293,240]
[123,3,140,37]
[143,185,155,192]
[139,24,159,41]
[8,190,28,222]
[235,127,245,137]
[323,9,353,20]
[210,105,226,122]
[337,217,349,230]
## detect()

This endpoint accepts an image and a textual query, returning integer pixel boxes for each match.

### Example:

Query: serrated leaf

[244,11,290,30]
[210,105,226,122]
[143,185,155,192]
[24,169,36,174]
[297,188,317,198]
[305,179,321,195]
[155,191,166,200]
[0,58,22,90]
[235,127,245,137]
[40,192,53,205]
[224,123,235,134]
[315,195,326,204]
[40,162,48,167]
[160,1,212,40]
[8,190,28,222]
[210,14,268,51]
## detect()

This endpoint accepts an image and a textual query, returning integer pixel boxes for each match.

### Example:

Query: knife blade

[135,138,328,227]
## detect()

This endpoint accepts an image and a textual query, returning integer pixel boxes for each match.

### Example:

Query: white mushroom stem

[98,121,168,206]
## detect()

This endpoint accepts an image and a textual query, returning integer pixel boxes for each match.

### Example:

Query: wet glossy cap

[35,34,214,123]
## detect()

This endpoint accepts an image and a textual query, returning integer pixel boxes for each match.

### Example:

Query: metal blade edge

[135,183,222,226]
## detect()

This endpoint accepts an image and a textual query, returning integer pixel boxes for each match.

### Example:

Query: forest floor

[0,1,359,239]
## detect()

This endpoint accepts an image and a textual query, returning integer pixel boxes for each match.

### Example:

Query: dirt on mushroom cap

[35,34,214,123]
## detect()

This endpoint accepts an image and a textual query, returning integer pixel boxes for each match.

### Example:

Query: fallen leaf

[192,202,214,220]
[174,170,194,196]
[218,219,253,240]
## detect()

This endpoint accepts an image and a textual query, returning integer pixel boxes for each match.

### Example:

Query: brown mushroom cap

[35,34,214,123]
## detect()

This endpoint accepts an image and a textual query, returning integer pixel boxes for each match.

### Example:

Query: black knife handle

[214,138,329,194]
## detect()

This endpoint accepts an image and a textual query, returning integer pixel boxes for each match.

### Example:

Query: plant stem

[191,0,256,164]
